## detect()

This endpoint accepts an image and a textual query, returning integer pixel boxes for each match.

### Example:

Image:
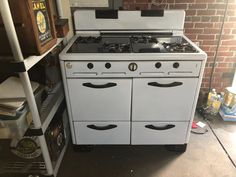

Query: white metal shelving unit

[0,0,69,176]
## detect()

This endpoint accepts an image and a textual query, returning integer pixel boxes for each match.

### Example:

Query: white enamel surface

[64,61,201,78]
[74,122,130,144]
[132,78,199,121]
[67,79,132,121]
[74,10,185,31]
[131,122,189,144]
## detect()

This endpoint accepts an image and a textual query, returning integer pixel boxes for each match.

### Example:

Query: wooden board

[0,0,57,56]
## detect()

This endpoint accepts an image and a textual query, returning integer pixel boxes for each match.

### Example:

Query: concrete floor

[58,113,236,177]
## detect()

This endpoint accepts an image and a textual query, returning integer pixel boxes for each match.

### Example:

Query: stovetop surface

[67,34,198,54]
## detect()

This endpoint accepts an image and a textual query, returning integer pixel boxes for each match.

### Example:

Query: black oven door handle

[145,124,175,130]
[148,82,183,87]
[87,124,117,131]
[82,82,117,89]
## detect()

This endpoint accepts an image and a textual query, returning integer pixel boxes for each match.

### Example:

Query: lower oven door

[132,78,198,121]
[67,79,132,121]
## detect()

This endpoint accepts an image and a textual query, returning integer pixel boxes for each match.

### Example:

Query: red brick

[213,23,222,28]
[208,4,226,9]
[169,4,188,9]
[189,4,207,9]
[216,10,225,15]
[185,28,204,34]
[197,10,216,16]
[195,23,214,28]
[186,34,197,40]
[228,17,236,22]
[175,0,193,3]
[184,22,194,28]
[222,40,236,45]
[228,4,236,9]
[227,10,236,16]
[221,35,235,40]
[201,46,211,51]
[202,40,218,45]
[217,46,229,52]
[218,52,234,57]
[224,23,236,28]
[223,29,232,34]
[218,63,229,67]
[229,46,236,51]
[134,4,149,10]
[232,29,236,34]
[197,34,216,40]
[185,10,197,16]
[204,28,221,34]
[166,0,174,2]
[196,0,216,3]
[224,57,236,62]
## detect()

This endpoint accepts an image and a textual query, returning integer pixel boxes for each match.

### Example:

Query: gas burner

[101,42,131,53]
[131,36,158,44]
[162,42,197,53]
[75,36,102,44]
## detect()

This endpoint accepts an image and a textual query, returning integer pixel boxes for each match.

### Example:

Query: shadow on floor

[58,145,180,177]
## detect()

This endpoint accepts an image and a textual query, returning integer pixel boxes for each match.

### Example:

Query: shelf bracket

[0,61,26,73]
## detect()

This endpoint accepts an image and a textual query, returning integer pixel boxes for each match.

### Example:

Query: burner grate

[163,42,197,53]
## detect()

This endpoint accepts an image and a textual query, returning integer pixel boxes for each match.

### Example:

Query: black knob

[105,63,111,69]
[87,63,94,69]
[173,62,180,69]
[155,62,162,69]
[128,63,138,71]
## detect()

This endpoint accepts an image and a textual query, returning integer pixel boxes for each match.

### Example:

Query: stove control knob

[128,63,138,71]
[87,63,94,69]
[173,62,180,69]
[155,62,162,69]
[66,63,72,69]
[105,63,111,69]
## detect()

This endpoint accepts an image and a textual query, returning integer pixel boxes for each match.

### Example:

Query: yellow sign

[33,1,46,11]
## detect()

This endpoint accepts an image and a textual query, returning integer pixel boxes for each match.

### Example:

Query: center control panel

[64,61,202,78]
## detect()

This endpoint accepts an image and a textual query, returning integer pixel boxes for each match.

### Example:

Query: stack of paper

[0,77,39,117]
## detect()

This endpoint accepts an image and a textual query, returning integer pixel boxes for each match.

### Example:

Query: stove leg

[165,144,187,152]
[73,145,94,152]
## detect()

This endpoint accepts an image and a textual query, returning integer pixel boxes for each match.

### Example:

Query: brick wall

[123,0,236,92]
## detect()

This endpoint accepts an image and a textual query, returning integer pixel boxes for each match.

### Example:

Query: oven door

[67,79,132,121]
[132,78,198,121]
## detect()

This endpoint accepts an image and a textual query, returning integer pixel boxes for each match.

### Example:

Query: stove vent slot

[72,72,98,76]
[141,10,164,17]
[102,72,126,76]
[95,10,118,19]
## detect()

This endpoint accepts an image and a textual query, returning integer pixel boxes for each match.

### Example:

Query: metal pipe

[208,0,229,92]
[0,0,53,175]
[56,0,64,17]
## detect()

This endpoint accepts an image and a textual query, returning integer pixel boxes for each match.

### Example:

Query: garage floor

[58,113,236,177]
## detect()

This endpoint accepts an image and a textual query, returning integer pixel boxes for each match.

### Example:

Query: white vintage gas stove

[59,10,207,152]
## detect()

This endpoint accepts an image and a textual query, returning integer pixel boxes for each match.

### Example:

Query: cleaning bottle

[211,94,222,114]
[207,89,217,107]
